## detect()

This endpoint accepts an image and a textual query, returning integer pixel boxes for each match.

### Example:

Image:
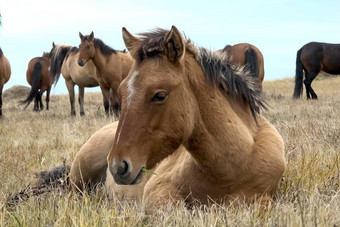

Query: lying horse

[21,53,54,111]
[64,26,285,208]
[49,43,98,116]
[220,43,264,90]
[293,42,340,99]
[0,48,11,117]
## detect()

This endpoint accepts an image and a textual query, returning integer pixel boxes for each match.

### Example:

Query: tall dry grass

[0,77,340,226]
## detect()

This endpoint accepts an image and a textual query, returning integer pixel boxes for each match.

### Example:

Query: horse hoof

[80,112,85,116]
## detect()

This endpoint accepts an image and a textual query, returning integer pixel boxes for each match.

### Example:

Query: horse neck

[183,55,256,178]
[117,52,133,80]
[91,47,111,74]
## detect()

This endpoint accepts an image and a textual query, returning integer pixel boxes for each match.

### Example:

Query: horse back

[300,42,340,74]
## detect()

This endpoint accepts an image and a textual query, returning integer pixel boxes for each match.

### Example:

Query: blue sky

[1,0,340,94]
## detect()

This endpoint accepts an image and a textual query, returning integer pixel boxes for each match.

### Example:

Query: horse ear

[164,26,185,63]
[79,32,84,40]
[89,32,94,42]
[122,27,140,60]
[52,42,55,48]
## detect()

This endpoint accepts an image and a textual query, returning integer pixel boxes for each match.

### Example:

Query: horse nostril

[117,160,129,177]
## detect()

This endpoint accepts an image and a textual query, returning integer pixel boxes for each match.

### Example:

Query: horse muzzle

[77,59,86,67]
[109,160,144,185]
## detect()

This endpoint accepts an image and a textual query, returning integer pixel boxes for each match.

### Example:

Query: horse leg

[304,72,318,99]
[46,89,50,110]
[100,86,111,116]
[0,84,3,117]
[33,92,40,111]
[111,82,121,120]
[78,86,85,116]
[66,80,76,116]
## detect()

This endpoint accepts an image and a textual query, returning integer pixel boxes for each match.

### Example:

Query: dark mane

[199,48,266,121]
[0,48,3,58]
[84,35,117,55]
[135,28,265,121]
[49,44,73,84]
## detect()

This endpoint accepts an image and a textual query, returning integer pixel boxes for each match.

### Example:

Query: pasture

[0,76,339,226]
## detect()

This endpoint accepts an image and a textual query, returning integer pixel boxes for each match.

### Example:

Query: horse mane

[134,28,265,121]
[83,35,117,55]
[49,44,73,84]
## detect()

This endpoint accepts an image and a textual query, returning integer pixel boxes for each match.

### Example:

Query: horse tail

[244,47,259,79]
[293,48,304,99]
[20,62,42,108]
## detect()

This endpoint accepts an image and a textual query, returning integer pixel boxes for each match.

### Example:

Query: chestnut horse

[220,43,264,90]
[104,26,285,207]
[78,32,133,118]
[0,48,11,117]
[43,27,285,208]
[21,53,54,111]
[293,42,340,99]
[49,43,98,116]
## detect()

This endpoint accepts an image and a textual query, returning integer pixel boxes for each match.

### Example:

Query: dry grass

[1,77,340,226]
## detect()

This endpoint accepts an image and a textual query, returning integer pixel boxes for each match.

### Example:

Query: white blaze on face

[126,70,139,109]
[114,70,139,147]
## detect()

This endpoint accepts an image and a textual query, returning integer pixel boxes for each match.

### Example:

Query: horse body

[21,53,53,111]
[0,48,11,117]
[293,42,340,99]
[78,32,133,118]
[221,43,264,90]
[50,44,98,116]
[103,26,286,207]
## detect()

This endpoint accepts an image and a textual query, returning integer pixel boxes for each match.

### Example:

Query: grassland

[0,76,339,226]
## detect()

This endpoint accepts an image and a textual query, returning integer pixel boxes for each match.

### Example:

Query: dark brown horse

[0,48,11,117]
[293,42,340,99]
[78,32,133,118]
[21,53,55,111]
[220,43,264,90]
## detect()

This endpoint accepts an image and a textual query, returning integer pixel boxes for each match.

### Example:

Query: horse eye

[151,92,168,102]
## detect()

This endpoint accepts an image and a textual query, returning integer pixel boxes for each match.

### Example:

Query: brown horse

[0,48,11,117]
[49,43,98,116]
[21,53,54,111]
[220,43,264,90]
[102,26,286,207]
[78,32,133,118]
[293,42,340,99]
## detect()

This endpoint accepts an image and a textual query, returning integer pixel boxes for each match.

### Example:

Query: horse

[78,32,133,118]
[293,42,340,99]
[49,43,98,116]
[0,48,11,117]
[103,26,286,208]
[21,53,54,111]
[220,43,264,91]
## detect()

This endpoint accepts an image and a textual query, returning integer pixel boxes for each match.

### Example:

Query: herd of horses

[1,26,340,209]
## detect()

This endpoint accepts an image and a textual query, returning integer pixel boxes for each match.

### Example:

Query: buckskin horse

[293,42,340,99]
[49,43,98,116]
[40,26,285,209]
[0,47,11,117]
[220,43,264,90]
[21,53,55,111]
[78,32,133,118]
